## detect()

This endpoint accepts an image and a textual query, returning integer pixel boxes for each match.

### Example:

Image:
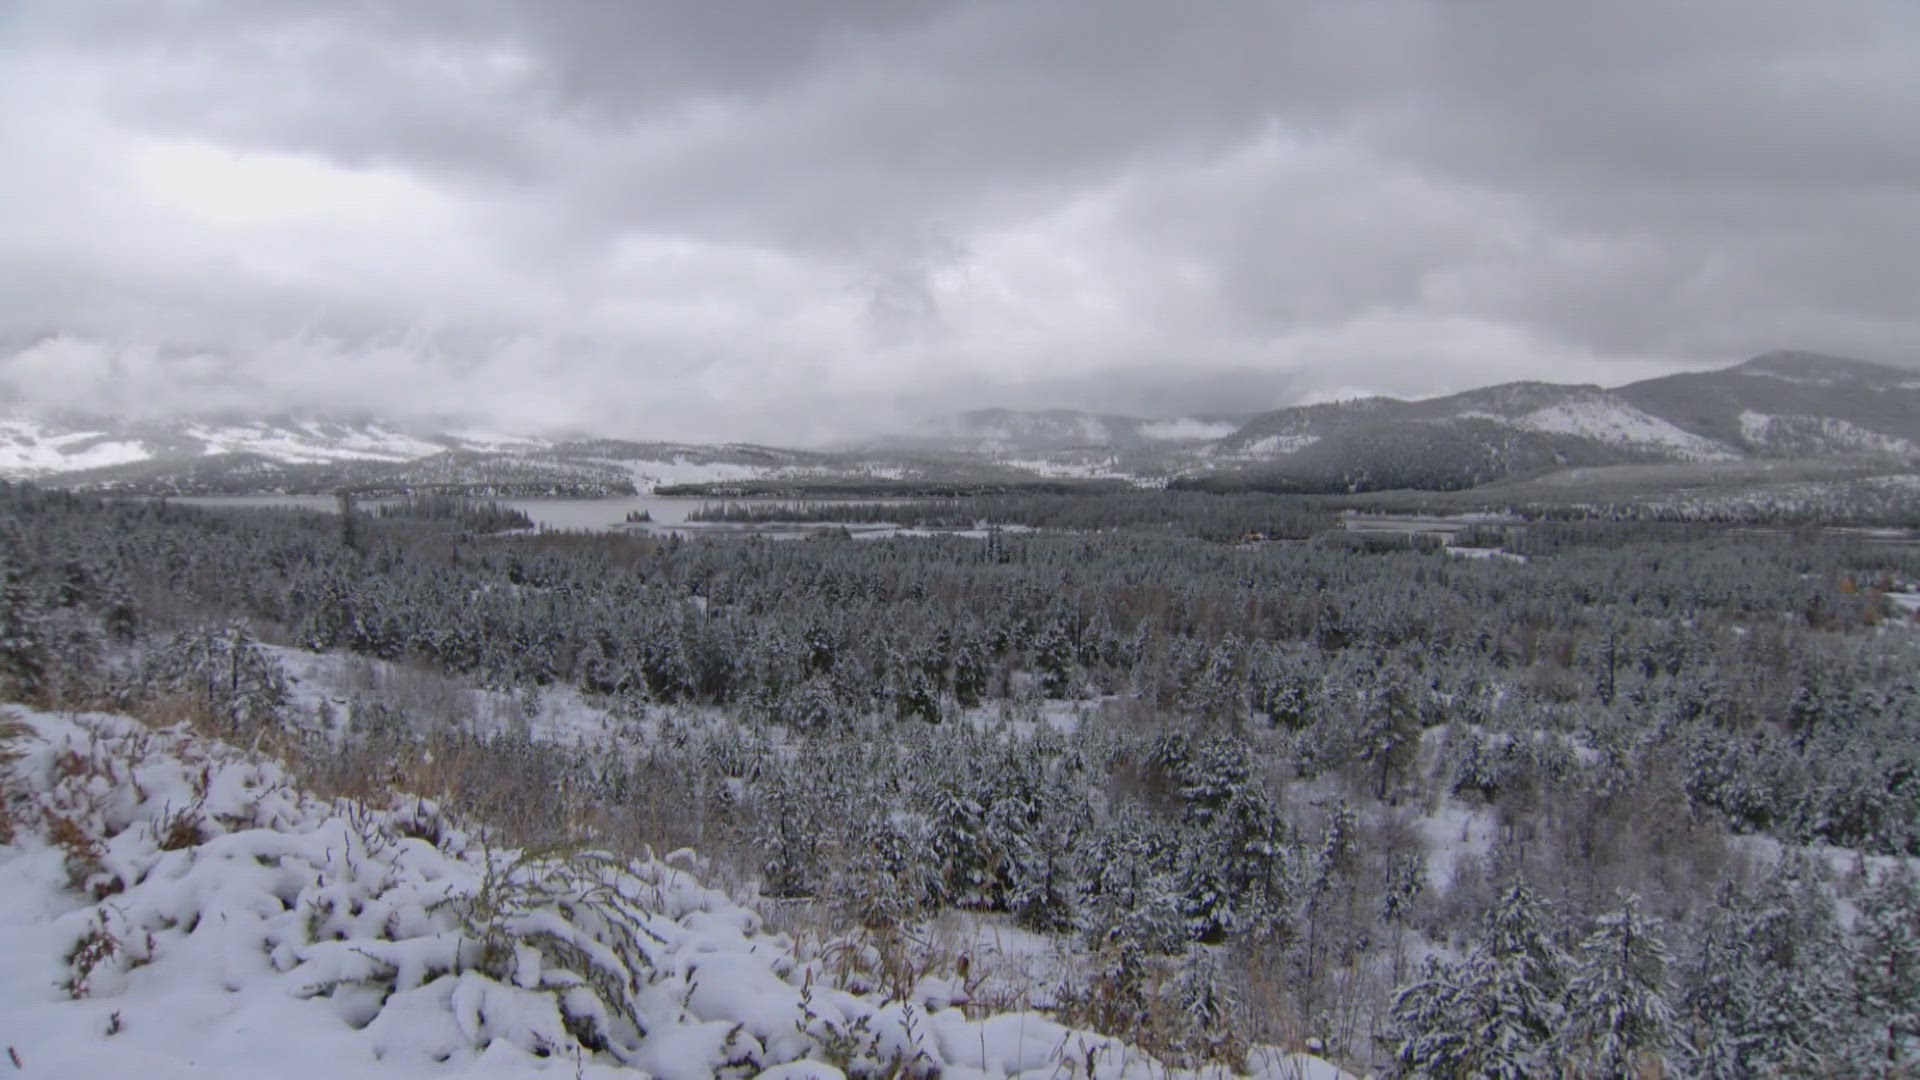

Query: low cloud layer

[2,0,1917,441]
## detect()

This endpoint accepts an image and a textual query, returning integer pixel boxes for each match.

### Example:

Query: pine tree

[1217,785,1295,946]
[1853,866,1920,1072]
[1378,853,1426,986]
[951,631,989,709]
[0,554,47,703]
[923,779,987,908]
[1179,854,1236,945]
[756,773,820,899]
[1389,956,1473,1077]
[1174,946,1244,1066]
[1467,882,1568,1079]
[1034,617,1077,698]
[1386,882,1566,1079]
[1562,894,1677,1078]
[1681,862,1858,1076]
[844,813,936,929]
[1679,889,1764,1080]
[1360,674,1422,800]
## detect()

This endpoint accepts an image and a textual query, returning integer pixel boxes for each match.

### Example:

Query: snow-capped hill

[1619,350,1920,455]
[1462,388,1734,460]
[0,708,1350,1080]
[0,411,553,479]
[1206,382,1719,475]
[1393,382,1731,461]
[178,418,446,463]
[554,440,833,491]
[0,418,154,475]
[1737,413,1919,457]
[1186,353,1918,492]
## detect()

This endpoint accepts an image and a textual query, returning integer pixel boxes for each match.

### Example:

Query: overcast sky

[2,0,1917,442]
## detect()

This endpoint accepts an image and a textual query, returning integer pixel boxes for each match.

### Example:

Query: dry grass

[153,805,208,852]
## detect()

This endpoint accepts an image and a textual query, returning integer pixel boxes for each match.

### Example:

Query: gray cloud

[1,0,1916,442]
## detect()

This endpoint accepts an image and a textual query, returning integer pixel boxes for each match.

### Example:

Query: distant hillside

[44,450,638,499]
[1618,350,1920,456]
[1185,352,1917,494]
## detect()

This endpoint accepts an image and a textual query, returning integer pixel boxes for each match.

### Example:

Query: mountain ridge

[1186,351,1918,493]
[6,351,1915,496]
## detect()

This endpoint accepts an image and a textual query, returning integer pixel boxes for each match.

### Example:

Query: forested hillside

[1,483,1918,1074]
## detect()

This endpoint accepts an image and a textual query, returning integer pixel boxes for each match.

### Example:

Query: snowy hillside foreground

[0,709,1349,1080]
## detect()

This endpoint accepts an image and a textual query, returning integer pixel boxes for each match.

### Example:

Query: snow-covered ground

[0,708,1351,1080]
[986,458,1144,482]
[601,457,795,491]
[1889,591,1920,622]
[1444,546,1528,564]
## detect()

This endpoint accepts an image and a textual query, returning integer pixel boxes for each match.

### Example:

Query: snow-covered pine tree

[1388,956,1472,1077]
[1852,865,1920,1073]
[1747,860,1857,1070]
[1216,784,1295,947]
[950,629,989,709]
[1378,853,1426,986]
[1174,945,1244,1066]
[1175,736,1251,828]
[1465,881,1568,1079]
[1359,673,1422,800]
[1682,857,1859,1075]
[1009,775,1084,933]
[922,776,988,908]
[843,812,936,929]
[1178,852,1236,945]
[0,553,48,703]
[1561,893,1677,1078]
[1033,616,1077,698]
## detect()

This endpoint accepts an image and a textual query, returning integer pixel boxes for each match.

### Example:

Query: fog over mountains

[2,351,1914,497]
